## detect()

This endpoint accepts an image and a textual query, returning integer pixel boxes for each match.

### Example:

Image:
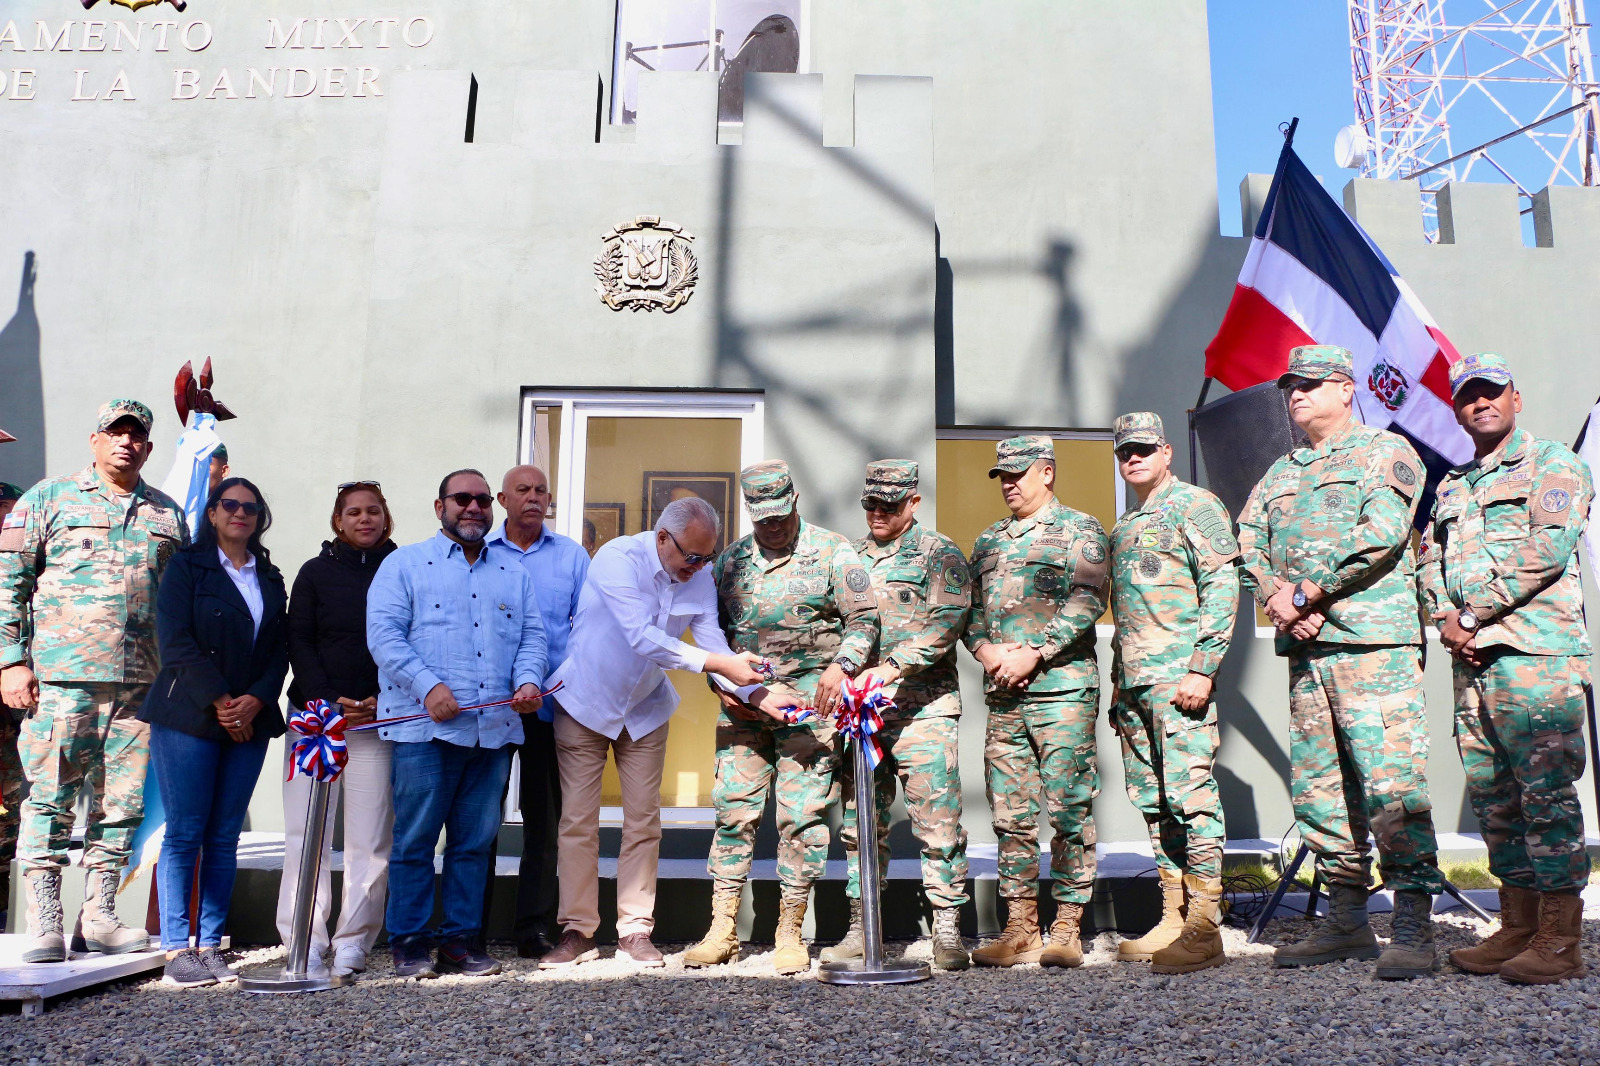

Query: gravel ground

[5,908,1600,1066]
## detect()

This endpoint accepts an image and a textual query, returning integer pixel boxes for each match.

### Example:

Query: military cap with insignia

[1277,344,1355,387]
[1112,412,1166,449]
[740,460,798,521]
[1447,351,1514,400]
[0,482,25,504]
[95,398,154,434]
[861,459,918,504]
[988,435,1056,477]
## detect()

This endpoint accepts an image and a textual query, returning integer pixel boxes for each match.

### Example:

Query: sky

[1207,1,1355,236]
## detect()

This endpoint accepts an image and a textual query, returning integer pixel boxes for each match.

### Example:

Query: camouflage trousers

[707,709,839,892]
[0,710,21,869]
[1288,645,1442,893]
[18,682,151,874]
[1112,682,1225,880]
[840,714,969,909]
[1453,652,1592,893]
[986,690,1099,905]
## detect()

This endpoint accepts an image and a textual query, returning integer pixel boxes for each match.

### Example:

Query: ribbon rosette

[834,674,895,771]
[287,699,350,783]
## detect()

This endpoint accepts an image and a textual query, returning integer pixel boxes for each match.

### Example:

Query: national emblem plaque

[593,216,699,313]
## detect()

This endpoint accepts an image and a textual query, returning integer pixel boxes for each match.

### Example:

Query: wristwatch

[1457,608,1479,631]
[835,656,860,678]
[1291,586,1309,610]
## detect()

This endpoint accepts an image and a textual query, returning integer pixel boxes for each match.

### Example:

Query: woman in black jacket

[141,477,288,988]
[275,481,397,977]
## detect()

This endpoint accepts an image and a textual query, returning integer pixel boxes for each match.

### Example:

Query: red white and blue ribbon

[346,680,566,733]
[287,700,349,783]
[834,674,894,770]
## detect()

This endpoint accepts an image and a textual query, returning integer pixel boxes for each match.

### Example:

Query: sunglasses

[442,492,494,510]
[861,497,905,513]
[339,480,382,492]
[217,499,262,517]
[665,529,715,567]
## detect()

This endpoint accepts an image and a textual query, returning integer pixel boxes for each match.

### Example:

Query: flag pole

[1571,409,1600,826]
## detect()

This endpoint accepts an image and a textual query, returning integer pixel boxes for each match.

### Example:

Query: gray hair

[656,496,721,540]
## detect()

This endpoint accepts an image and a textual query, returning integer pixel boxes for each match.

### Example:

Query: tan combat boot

[75,868,150,955]
[1117,869,1186,961]
[683,883,742,968]
[22,868,66,964]
[1040,902,1085,968]
[972,897,1043,967]
[930,907,970,971]
[1151,875,1225,974]
[820,897,864,963]
[1450,884,1539,974]
[1499,892,1587,985]
[771,893,811,975]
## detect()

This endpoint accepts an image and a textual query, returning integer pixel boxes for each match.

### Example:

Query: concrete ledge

[0,936,165,1018]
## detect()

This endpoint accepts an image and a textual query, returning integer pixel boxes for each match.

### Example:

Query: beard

[444,514,488,544]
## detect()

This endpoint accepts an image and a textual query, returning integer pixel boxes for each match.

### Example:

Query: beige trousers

[554,710,668,938]
[275,727,394,957]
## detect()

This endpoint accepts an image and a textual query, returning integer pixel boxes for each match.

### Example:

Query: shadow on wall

[0,252,44,488]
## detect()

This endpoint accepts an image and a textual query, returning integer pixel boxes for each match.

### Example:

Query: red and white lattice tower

[1345,0,1600,238]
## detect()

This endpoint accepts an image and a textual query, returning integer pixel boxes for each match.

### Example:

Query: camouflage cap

[1112,411,1166,448]
[988,435,1056,478]
[1277,344,1355,388]
[95,398,154,434]
[0,482,24,503]
[1448,351,1514,399]
[740,460,797,521]
[861,459,918,504]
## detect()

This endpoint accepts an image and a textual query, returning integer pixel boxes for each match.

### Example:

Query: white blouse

[217,547,264,637]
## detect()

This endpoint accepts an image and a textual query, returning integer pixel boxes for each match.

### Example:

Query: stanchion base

[816,958,931,985]
[236,965,357,994]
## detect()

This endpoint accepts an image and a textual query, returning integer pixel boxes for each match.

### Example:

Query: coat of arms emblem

[593,216,699,313]
[1367,360,1411,412]
[81,0,188,11]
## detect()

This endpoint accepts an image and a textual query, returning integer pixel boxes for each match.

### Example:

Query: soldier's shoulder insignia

[845,566,871,594]
[1081,540,1106,564]
[1532,475,1580,525]
[1208,530,1239,558]
[1385,457,1420,499]
[943,562,968,590]
[0,506,30,552]
[1073,514,1103,533]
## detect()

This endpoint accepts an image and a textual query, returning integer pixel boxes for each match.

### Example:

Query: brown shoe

[537,929,599,969]
[1500,892,1587,985]
[972,897,1043,967]
[1450,884,1539,974]
[1151,875,1226,974]
[1118,869,1185,961]
[617,933,665,968]
[1040,902,1085,969]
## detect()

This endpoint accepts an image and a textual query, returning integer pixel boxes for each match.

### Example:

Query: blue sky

[1208,1,1353,235]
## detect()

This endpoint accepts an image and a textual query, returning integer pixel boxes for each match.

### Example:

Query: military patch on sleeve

[1081,541,1105,564]
[944,563,967,590]
[1385,458,1419,499]
[1532,477,1579,525]
[0,506,30,552]
[845,566,871,593]
[1209,531,1239,557]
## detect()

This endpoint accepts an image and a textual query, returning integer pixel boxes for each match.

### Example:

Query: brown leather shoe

[617,933,665,968]
[1500,892,1587,985]
[1450,884,1539,975]
[537,929,599,969]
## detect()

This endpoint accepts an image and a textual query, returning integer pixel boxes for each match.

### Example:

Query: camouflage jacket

[1110,475,1240,689]
[0,465,188,683]
[1419,427,1593,658]
[852,520,969,720]
[714,519,880,701]
[964,497,1109,696]
[1238,421,1424,655]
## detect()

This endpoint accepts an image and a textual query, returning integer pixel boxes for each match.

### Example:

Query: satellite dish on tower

[1334,124,1369,169]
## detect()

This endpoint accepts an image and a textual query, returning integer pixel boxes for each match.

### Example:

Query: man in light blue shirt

[482,464,589,958]
[367,468,546,979]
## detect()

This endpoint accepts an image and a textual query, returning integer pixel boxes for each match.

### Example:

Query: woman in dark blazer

[141,477,289,988]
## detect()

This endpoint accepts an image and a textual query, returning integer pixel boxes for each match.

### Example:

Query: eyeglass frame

[860,496,909,514]
[338,479,382,492]
[216,498,263,517]
[441,491,494,510]
[664,528,716,567]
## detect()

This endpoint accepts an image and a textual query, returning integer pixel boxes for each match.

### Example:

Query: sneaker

[197,947,237,984]
[332,945,368,975]
[617,933,665,968]
[391,936,437,979]
[163,949,218,988]
[435,940,502,977]
[538,929,599,969]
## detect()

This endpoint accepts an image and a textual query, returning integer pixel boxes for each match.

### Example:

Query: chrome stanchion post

[818,730,930,986]
[239,776,353,993]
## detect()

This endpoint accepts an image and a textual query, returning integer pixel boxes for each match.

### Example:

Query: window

[515,389,764,813]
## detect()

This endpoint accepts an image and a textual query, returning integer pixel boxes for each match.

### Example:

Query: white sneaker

[332,945,367,975]
[305,952,330,978]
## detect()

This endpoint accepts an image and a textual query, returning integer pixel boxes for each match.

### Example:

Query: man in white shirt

[539,497,793,968]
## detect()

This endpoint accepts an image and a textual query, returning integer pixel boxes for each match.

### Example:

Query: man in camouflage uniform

[964,435,1109,969]
[0,479,24,912]
[685,461,880,974]
[820,460,971,971]
[0,400,187,962]
[1419,352,1594,985]
[1107,413,1238,974]
[1238,345,1444,980]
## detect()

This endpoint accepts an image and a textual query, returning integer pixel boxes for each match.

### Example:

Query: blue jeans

[386,739,513,944]
[149,723,270,951]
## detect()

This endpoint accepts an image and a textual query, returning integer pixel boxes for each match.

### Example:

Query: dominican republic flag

[1204,127,1472,522]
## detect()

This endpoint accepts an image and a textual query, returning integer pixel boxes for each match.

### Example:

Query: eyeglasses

[442,492,494,510]
[338,480,382,492]
[665,529,715,567]
[217,499,262,517]
[861,497,905,514]
[1115,445,1159,462]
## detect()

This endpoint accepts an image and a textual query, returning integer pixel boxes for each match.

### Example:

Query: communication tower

[1343,0,1600,239]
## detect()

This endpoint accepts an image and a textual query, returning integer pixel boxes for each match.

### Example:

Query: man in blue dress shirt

[367,468,547,979]
[483,464,590,958]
